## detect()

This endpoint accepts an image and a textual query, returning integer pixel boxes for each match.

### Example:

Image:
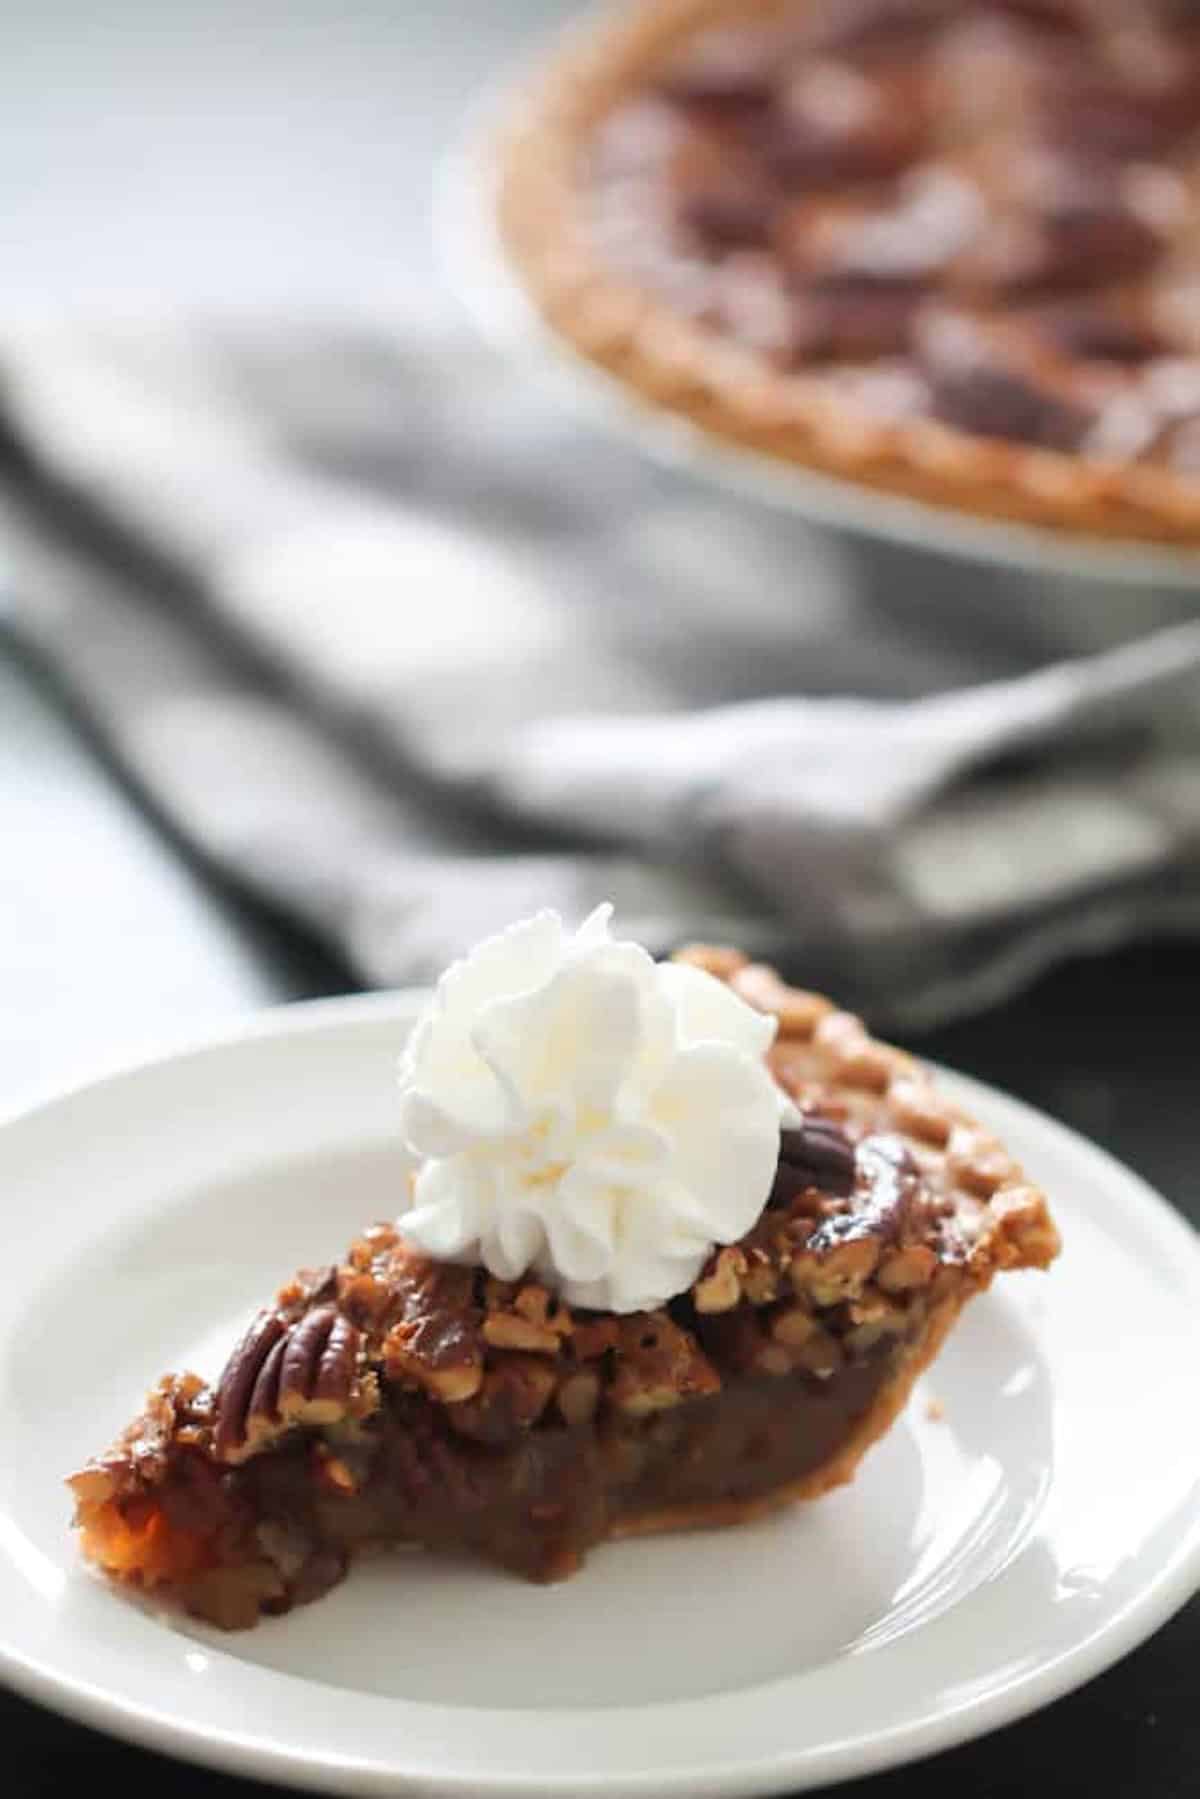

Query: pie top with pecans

[497,0,1200,543]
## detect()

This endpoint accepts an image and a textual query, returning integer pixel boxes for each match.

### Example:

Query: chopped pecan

[71,1372,208,1511]
[609,1312,720,1415]
[483,1282,572,1354]
[741,1250,782,1305]
[988,1184,1062,1269]
[848,1290,907,1327]
[694,1245,747,1313]
[843,1290,910,1356]
[813,1012,897,1091]
[275,1264,338,1314]
[790,1233,881,1306]
[336,1270,391,1330]
[514,1283,571,1333]
[556,1369,602,1426]
[482,1312,559,1353]
[672,943,750,981]
[731,964,832,1038]
[887,1079,952,1147]
[947,1126,1017,1198]
[345,1222,400,1276]
[877,1244,938,1293]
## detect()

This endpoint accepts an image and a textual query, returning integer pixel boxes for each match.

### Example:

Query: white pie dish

[0,989,1196,1797]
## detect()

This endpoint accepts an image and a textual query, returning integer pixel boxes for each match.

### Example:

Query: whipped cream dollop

[395,907,792,1314]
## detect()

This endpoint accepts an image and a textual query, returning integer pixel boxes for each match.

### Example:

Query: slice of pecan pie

[69,946,1058,1629]
[497,0,1200,542]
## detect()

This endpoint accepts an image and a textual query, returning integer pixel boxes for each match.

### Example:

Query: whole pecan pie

[69,945,1058,1629]
[497,0,1200,543]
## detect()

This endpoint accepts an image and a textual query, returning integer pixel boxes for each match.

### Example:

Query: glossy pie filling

[77,1346,897,1628]
[583,0,1200,466]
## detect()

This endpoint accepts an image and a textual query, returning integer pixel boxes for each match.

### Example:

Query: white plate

[439,105,1200,593]
[1,990,1198,1798]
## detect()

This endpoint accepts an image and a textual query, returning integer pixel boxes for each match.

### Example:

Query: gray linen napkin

[2,319,1199,1026]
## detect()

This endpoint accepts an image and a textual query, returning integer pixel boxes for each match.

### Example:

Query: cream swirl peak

[395,906,793,1314]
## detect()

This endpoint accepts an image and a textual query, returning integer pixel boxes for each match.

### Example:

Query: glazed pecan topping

[923,344,1092,449]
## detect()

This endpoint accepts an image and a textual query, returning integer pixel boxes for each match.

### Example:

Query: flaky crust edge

[610,1287,964,1538]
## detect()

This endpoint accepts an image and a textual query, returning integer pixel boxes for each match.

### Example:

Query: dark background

[1,3,1196,1795]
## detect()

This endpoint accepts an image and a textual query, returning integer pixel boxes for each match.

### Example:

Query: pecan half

[382,1256,484,1403]
[214,1305,364,1464]
[730,963,832,1038]
[213,1311,286,1463]
[807,1134,920,1254]
[775,1114,857,1201]
[278,1307,361,1422]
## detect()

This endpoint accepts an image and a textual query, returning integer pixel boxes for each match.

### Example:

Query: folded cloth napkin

[2,319,1199,1026]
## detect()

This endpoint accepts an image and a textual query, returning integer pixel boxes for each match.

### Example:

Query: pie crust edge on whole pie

[495,0,1200,545]
[69,945,1060,1629]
